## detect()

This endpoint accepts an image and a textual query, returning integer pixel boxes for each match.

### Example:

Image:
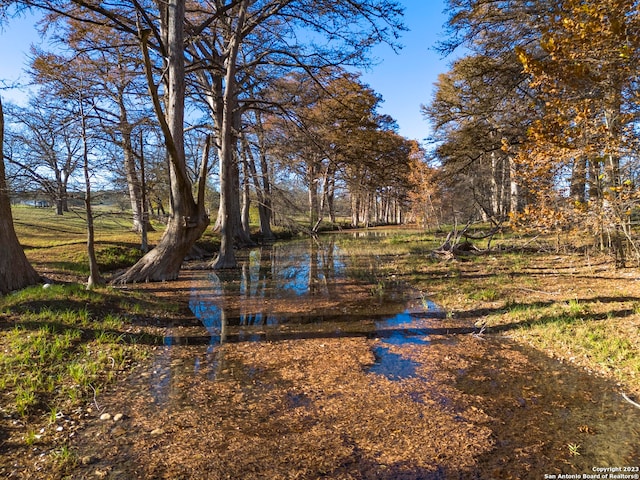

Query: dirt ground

[3,253,640,479]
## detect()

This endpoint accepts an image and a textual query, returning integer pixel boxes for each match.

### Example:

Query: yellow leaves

[510,203,569,234]
[619,44,630,59]
[541,35,556,53]
[514,46,530,71]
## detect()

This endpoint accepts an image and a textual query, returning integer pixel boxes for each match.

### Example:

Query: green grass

[484,296,640,388]
[12,205,165,276]
[345,229,640,395]
[470,288,500,302]
[6,212,640,443]
[0,283,166,419]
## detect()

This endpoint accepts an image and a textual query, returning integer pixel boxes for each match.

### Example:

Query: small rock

[111,426,126,437]
[42,283,52,289]
[94,468,109,479]
[113,413,124,422]
[150,428,165,436]
[80,455,95,466]
[99,413,112,421]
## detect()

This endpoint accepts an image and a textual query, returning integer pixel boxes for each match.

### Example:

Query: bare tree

[17,0,404,280]
[5,98,82,215]
[31,25,155,234]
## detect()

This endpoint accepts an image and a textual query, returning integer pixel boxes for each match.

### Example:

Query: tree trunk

[56,198,64,216]
[80,100,103,289]
[351,192,360,227]
[326,172,336,224]
[319,163,337,226]
[139,133,149,252]
[509,155,520,214]
[113,0,209,283]
[243,129,274,241]
[119,97,152,234]
[212,0,250,269]
[241,154,251,236]
[123,128,145,232]
[570,155,587,204]
[0,96,41,294]
[308,161,319,229]
[490,151,500,218]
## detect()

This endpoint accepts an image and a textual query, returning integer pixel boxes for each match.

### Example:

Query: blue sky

[0,1,451,142]
[360,0,451,142]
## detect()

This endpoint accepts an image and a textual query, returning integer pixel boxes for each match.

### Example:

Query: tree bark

[118,92,153,234]
[113,0,209,283]
[212,0,250,269]
[570,155,587,204]
[243,129,274,241]
[240,152,251,236]
[308,160,320,229]
[0,97,41,294]
[508,155,520,214]
[80,99,103,289]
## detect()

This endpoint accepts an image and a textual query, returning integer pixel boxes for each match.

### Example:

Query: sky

[360,0,451,142]
[0,1,452,143]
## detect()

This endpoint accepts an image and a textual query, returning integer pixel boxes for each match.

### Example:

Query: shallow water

[148,235,640,471]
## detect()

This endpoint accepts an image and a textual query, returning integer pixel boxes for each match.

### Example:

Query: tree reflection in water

[152,237,425,405]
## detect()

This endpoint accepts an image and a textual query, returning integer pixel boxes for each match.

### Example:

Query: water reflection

[184,238,408,339]
[139,234,640,471]
[144,234,640,470]
[369,346,419,380]
[149,238,434,404]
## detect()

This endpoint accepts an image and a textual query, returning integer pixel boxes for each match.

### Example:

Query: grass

[0,205,183,473]
[5,209,640,468]
[0,284,167,420]
[351,228,640,396]
[51,444,77,472]
[13,204,165,276]
[568,443,581,456]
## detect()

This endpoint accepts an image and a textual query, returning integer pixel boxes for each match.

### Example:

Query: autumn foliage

[429,0,640,264]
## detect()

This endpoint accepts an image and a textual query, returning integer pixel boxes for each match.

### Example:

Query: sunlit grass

[12,205,165,276]
[0,284,165,419]
[483,295,640,389]
[365,229,640,394]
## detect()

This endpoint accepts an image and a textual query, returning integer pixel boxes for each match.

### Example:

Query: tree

[32,17,154,234]
[186,0,406,267]
[113,0,211,282]
[25,51,110,287]
[514,0,640,263]
[17,0,404,279]
[263,71,410,230]
[241,110,275,241]
[5,97,82,215]
[426,58,522,222]
[406,142,442,230]
[0,96,41,295]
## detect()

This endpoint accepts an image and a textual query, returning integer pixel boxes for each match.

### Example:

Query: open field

[12,205,165,279]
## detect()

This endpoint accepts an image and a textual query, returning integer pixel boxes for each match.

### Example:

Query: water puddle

[369,345,419,379]
[139,235,640,471]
